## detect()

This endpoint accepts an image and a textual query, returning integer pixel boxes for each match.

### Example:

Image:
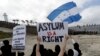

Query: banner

[12,25,26,50]
[37,22,68,42]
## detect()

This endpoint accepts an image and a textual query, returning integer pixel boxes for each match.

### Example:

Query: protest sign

[12,25,26,50]
[37,22,68,42]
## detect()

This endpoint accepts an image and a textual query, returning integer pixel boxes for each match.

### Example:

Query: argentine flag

[47,2,81,23]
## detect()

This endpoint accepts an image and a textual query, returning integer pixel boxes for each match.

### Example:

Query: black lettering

[42,36,47,42]
[17,32,25,35]
[52,23,58,30]
[60,23,64,30]
[15,27,24,30]
[50,36,54,42]
[15,41,20,43]
[14,43,23,45]
[47,23,51,30]
[55,36,59,42]
[38,24,44,32]
[42,36,64,42]
[13,39,17,40]
[47,36,51,42]
[38,23,64,32]
[18,38,24,40]
[59,36,64,42]
[43,23,48,31]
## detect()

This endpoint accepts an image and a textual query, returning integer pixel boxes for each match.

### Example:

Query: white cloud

[69,6,100,26]
[81,6,100,24]
[74,0,90,8]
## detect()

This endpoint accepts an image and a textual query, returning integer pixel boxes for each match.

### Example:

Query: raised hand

[37,36,41,44]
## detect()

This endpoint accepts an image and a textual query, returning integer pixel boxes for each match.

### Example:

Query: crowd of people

[31,35,82,56]
[0,35,82,56]
[0,40,24,56]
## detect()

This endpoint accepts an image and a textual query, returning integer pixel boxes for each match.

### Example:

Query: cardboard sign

[12,25,26,50]
[37,22,68,42]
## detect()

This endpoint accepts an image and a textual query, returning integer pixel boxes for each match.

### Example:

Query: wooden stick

[16,51,18,56]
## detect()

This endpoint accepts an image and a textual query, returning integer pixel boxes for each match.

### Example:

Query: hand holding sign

[36,36,41,56]
[66,34,69,39]
[62,34,69,44]
[37,36,41,44]
[69,35,76,44]
[58,34,69,56]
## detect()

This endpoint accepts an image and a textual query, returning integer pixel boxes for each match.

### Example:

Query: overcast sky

[0,0,100,26]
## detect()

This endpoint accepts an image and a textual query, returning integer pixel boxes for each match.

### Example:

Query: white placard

[37,22,68,42]
[12,25,26,50]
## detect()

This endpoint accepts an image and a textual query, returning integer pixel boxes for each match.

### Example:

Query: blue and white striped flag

[47,2,81,23]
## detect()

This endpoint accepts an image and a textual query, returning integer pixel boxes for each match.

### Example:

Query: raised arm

[36,36,41,56]
[58,35,69,56]
[70,35,76,44]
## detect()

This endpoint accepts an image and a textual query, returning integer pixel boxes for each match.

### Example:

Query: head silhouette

[31,44,36,56]
[74,43,79,50]
[55,45,60,53]
[1,40,12,56]
[68,49,74,56]
[3,40,9,46]
[18,52,24,56]
[40,44,44,56]
[74,43,82,56]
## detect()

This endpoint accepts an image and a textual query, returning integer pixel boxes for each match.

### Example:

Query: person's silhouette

[18,52,24,56]
[31,44,36,56]
[0,40,12,56]
[55,45,60,56]
[73,43,82,56]
[68,49,74,56]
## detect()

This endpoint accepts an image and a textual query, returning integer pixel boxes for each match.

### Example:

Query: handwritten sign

[37,22,68,42]
[12,25,26,50]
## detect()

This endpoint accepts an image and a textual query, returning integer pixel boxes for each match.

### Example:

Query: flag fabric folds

[47,1,81,23]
